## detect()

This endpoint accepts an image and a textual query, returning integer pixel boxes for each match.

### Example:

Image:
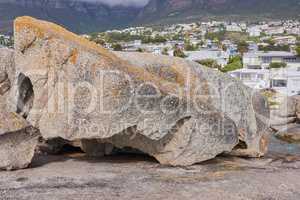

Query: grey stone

[275,123,300,143]
[80,139,114,157]
[115,52,271,158]
[0,47,40,171]
[0,48,14,110]
[0,112,40,170]
[11,16,269,166]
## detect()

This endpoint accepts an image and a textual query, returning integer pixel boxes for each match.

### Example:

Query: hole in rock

[39,137,156,163]
[60,144,84,154]
[111,146,145,155]
[233,140,248,150]
[16,73,34,119]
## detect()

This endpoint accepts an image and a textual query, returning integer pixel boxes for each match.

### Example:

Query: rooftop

[244,51,296,58]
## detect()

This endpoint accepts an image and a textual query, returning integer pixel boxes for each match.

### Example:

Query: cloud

[79,0,150,7]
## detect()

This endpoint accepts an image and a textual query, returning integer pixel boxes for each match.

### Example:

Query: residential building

[247,26,261,37]
[185,49,229,67]
[265,26,285,35]
[230,67,300,96]
[273,36,297,45]
[226,23,242,32]
[230,51,300,96]
[243,51,300,69]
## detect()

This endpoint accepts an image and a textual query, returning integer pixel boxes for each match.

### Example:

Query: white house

[230,51,300,96]
[226,24,242,32]
[265,27,285,35]
[229,68,270,89]
[185,50,229,67]
[247,26,261,37]
[229,67,300,96]
[273,36,297,45]
[243,51,300,69]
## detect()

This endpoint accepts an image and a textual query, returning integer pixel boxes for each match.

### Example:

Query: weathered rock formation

[114,52,270,158]
[0,48,40,170]
[0,16,270,168]
[0,48,14,109]
[0,113,40,170]
[271,95,300,143]
[275,123,300,144]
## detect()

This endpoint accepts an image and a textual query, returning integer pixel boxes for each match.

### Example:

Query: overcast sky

[79,0,150,7]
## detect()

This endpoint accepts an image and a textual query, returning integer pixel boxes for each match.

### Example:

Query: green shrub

[269,62,287,69]
[221,56,243,72]
[112,43,123,51]
[196,59,221,70]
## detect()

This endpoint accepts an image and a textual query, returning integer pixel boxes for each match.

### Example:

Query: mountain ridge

[136,0,300,25]
[1,0,300,34]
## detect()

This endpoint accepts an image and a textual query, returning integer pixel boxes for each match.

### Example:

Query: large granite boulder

[114,52,270,158]
[10,16,270,166]
[0,48,40,170]
[276,95,300,119]
[270,95,300,132]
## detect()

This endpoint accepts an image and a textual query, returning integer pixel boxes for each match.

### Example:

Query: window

[257,74,264,80]
[232,72,240,79]
[283,57,297,63]
[262,57,272,63]
[241,73,252,81]
[271,79,287,88]
[248,65,262,69]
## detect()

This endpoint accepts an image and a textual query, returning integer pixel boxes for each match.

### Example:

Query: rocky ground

[0,136,299,200]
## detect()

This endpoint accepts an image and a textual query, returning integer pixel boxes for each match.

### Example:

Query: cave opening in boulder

[40,137,156,162]
[16,73,34,119]
[60,143,84,154]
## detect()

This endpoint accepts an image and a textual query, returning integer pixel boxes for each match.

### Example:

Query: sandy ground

[0,137,300,200]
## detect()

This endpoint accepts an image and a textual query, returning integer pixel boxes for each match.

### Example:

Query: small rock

[0,112,40,170]
[276,124,300,143]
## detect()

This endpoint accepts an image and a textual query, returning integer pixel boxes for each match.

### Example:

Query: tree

[112,43,123,51]
[205,30,226,41]
[162,47,169,56]
[237,41,249,55]
[93,38,106,46]
[0,36,4,45]
[269,62,287,69]
[264,38,275,46]
[259,44,290,52]
[142,35,167,44]
[196,59,221,70]
[173,44,186,58]
[184,39,198,51]
[221,56,243,73]
[137,48,144,52]
[221,44,227,52]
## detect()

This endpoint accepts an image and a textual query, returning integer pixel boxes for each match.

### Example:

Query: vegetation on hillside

[221,56,243,72]
[184,39,198,51]
[196,59,221,70]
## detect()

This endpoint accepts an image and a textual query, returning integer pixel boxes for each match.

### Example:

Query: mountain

[0,0,300,34]
[0,0,140,34]
[136,0,300,24]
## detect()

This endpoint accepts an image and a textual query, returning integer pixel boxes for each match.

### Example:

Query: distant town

[2,20,300,97]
